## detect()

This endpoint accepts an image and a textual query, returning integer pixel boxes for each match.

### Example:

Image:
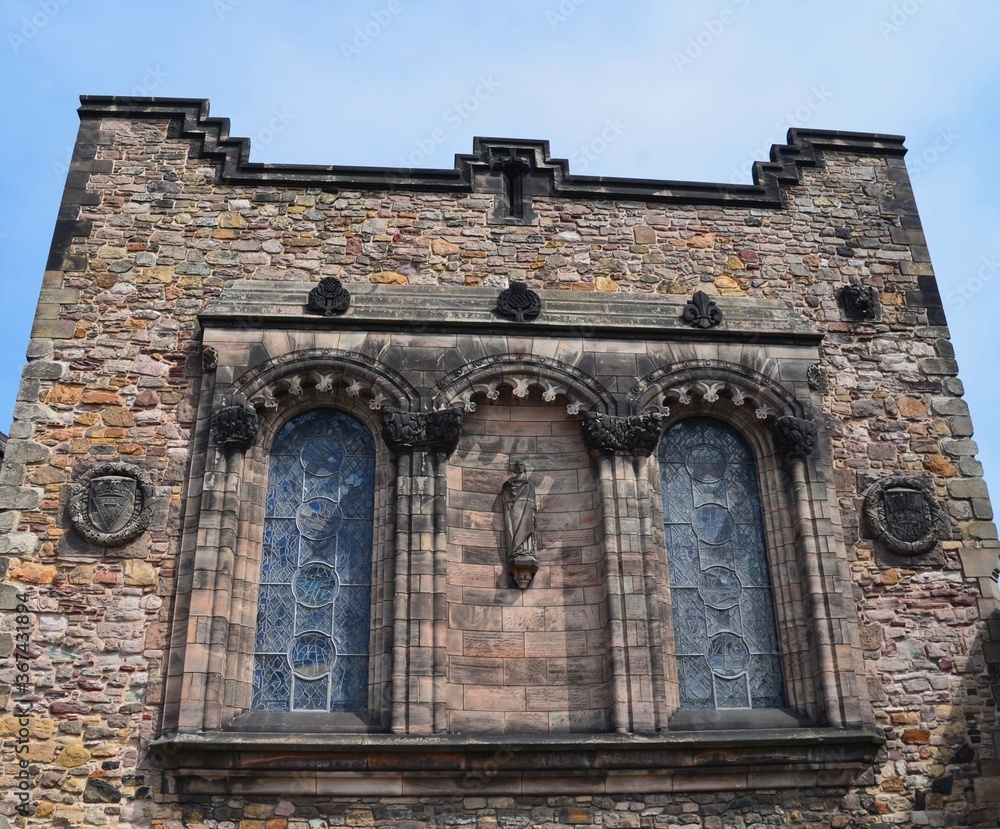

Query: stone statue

[501,461,538,588]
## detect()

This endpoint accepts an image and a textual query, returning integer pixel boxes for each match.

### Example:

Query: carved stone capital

[211,404,260,452]
[68,462,155,547]
[381,407,463,454]
[773,416,817,459]
[582,412,664,456]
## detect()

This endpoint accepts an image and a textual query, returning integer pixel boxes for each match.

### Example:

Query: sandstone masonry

[0,97,998,828]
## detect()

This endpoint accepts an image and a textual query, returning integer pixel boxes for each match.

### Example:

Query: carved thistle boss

[68,462,156,547]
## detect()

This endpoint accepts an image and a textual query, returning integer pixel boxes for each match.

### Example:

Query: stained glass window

[659,417,785,710]
[252,410,375,712]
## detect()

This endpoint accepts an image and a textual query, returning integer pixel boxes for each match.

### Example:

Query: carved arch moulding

[228,349,420,414]
[435,354,616,417]
[629,359,808,424]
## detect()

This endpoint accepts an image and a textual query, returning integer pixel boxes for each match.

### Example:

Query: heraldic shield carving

[68,462,155,547]
[863,475,945,556]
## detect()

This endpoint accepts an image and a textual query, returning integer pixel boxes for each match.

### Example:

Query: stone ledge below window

[150,727,884,797]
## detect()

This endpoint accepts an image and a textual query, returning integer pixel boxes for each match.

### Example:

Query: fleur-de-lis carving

[681,290,724,329]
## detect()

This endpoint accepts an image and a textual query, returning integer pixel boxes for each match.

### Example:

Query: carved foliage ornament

[863,475,944,555]
[773,416,818,459]
[306,277,351,316]
[69,462,155,547]
[381,407,464,454]
[582,411,664,456]
[682,290,723,329]
[496,281,542,322]
[211,404,260,452]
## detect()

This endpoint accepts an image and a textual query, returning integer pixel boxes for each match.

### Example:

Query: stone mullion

[596,453,632,733]
[390,451,415,734]
[431,451,449,734]
[786,454,845,727]
[633,454,668,732]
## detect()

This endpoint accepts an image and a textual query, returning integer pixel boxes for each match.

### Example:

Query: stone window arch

[251,408,376,714]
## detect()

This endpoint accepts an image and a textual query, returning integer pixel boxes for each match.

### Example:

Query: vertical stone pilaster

[595,453,631,733]
[383,407,463,734]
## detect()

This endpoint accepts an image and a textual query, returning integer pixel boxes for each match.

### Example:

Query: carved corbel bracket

[773,416,818,460]
[211,404,260,453]
[381,407,464,454]
[582,411,664,456]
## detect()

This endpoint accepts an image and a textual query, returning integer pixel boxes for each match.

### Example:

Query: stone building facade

[1,96,999,828]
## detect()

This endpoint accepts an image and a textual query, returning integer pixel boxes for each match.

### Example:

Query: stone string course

[0,100,997,828]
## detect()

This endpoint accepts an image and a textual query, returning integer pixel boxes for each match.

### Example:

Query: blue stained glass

[750,654,786,708]
[677,656,713,709]
[715,675,749,708]
[255,585,293,653]
[338,522,373,584]
[331,656,369,711]
[267,455,303,518]
[300,435,345,476]
[665,525,700,587]
[252,409,374,713]
[692,503,735,544]
[289,631,337,678]
[660,417,785,710]
[292,563,339,606]
[293,676,330,710]
[260,520,298,584]
[672,588,707,656]
[296,602,334,637]
[252,654,291,711]
[333,586,371,654]
[296,497,343,541]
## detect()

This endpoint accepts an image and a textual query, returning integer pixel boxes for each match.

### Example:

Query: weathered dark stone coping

[78,96,906,208]
[201,282,823,344]
[151,727,884,796]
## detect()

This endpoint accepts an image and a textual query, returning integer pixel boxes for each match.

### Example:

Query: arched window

[659,417,785,710]
[251,409,376,712]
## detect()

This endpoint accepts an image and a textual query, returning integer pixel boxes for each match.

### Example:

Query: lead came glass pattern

[252,410,375,712]
[659,418,786,710]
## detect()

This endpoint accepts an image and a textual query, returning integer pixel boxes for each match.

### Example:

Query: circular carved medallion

[863,475,944,555]
[68,462,155,547]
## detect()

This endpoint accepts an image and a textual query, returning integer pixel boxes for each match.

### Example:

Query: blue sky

[2,1,1000,498]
